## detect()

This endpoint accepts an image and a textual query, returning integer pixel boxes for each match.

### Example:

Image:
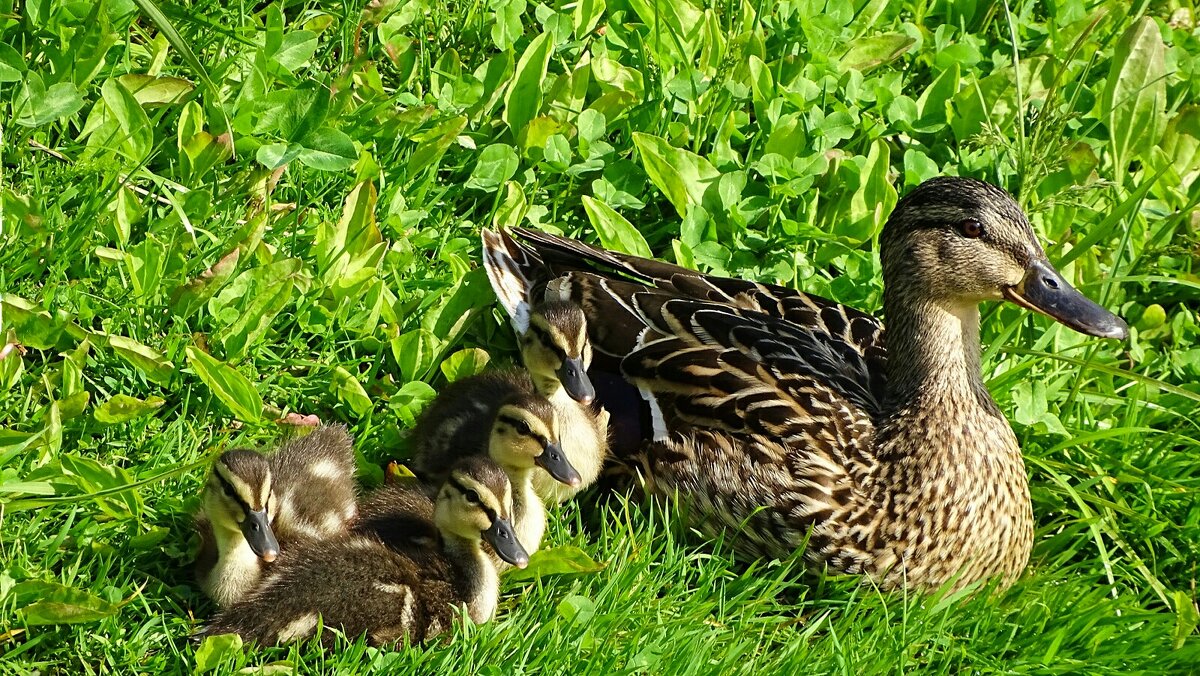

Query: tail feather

[481,228,539,334]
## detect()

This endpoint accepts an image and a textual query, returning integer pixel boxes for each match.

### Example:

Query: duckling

[411,368,580,555]
[483,228,611,504]
[200,457,528,647]
[194,425,358,607]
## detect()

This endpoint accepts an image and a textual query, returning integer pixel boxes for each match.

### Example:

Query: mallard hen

[194,425,358,606]
[499,177,1128,590]
[200,456,527,646]
[483,227,612,504]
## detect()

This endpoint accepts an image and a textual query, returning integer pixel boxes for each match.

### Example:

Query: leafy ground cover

[2,0,1200,673]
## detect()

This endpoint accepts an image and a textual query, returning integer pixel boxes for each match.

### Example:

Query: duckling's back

[268,425,359,542]
[354,481,441,560]
[201,535,463,647]
[410,369,537,481]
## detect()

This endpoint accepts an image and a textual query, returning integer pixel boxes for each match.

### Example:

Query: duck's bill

[535,441,582,487]
[483,518,529,568]
[1003,260,1129,340]
[240,508,281,563]
[557,357,595,404]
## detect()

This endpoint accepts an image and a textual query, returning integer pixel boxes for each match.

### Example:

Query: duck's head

[204,449,281,562]
[521,301,596,404]
[488,393,581,487]
[435,456,529,568]
[880,177,1128,339]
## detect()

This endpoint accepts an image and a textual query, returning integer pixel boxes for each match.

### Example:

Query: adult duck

[495,177,1128,590]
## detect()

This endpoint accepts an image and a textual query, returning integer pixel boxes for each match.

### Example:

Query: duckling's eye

[959,218,984,238]
[513,420,531,436]
[464,490,479,504]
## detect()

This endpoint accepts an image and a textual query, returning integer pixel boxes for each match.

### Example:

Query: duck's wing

[510,227,887,364]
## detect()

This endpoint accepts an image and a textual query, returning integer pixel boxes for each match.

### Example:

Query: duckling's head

[435,457,529,568]
[488,393,582,487]
[880,177,1128,339]
[521,301,596,404]
[204,449,281,562]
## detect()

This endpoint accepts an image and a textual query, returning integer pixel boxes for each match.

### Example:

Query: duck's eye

[959,218,984,238]
[514,420,531,436]
[464,490,479,504]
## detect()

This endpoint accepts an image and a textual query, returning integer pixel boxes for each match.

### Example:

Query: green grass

[2,0,1200,673]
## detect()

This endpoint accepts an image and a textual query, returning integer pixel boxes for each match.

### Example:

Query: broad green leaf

[271,30,319,72]
[631,133,718,217]
[1173,589,1200,650]
[490,0,525,50]
[1,295,68,350]
[100,78,153,162]
[503,32,554,138]
[331,366,373,417]
[624,0,703,69]
[556,594,596,625]
[115,74,193,106]
[390,380,438,427]
[492,181,527,230]
[915,63,959,131]
[107,335,175,385]
[391,329,441,383]
[466,144,519,192]
[94,394,166,424]
[170,248,240,319]
[256,142,304,169]
[12,581,119,626]
[213,258,301,361]
[440,348,491,382]
[420,268,496,348]
[407,115,467,178]
[186,346,263,423]
[1102,17,1167,170]
[125,234,167,298]
[194,633,244,673]
[839,33,915,72]
[13,76,84,127]
[55,392,90,421]
[581,196,652,257]
[505,545,606,581]
[573,0,605,38]
[0,42,28,82]
[297,128,357,171]
[60,453,141,518]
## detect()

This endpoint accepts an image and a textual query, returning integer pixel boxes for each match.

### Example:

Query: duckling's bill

[1003,259,1129,340]
[241,508,280,562]
[556,356,596,404]
[535,441,582,487]
[483,517,529,568]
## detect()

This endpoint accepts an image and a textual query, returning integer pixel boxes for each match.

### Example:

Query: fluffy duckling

[411,369,579,556]
[194,425,358,607]
[200,457,528,647]
[482,228,611,504]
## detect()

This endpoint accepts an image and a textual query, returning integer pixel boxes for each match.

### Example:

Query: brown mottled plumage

[200,457,528,646]
[410,369,580,556]
[500,177,1128,590]
[483,228,611,504]
[195,425,359,606]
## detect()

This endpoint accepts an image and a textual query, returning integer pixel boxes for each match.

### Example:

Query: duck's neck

[531,371,564,400]
[442,535,498,623]
[507,467,546,555]
[881,290,991,414]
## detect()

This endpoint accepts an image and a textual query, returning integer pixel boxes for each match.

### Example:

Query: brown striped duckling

[200,456,527,646]
[411,368,579,556]
[194,425,358,606]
